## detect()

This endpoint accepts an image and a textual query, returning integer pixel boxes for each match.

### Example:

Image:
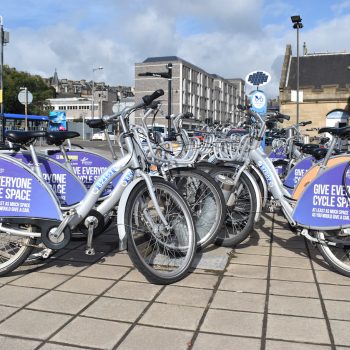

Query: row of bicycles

[1,88,350,285]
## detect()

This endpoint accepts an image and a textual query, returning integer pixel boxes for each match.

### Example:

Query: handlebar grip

[183,112,193,119]
[304,120,312,125]
[86,119,106,129]
[142,89,164,105]
[278,113,290,121]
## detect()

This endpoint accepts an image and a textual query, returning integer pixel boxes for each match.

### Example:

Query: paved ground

[1,210,350,350]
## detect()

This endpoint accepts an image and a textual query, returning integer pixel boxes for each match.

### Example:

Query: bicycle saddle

[300,144,319,154]
[310,148,328,161]
[6,130,47,144]
[46,131,80,146]
[319,126,350,138]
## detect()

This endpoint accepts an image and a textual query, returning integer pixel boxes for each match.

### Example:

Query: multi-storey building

[134,56,245,126]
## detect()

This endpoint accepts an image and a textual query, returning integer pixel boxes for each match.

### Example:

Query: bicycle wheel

[209,167,258,247]
[315,230,350,276]
[0,225,35,276]
[169,168,226,250]
[125,177,196,284]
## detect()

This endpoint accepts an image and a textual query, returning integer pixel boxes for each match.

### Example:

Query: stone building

[279,44,350,132]
[45,70,134,121]
[134,56,245,126]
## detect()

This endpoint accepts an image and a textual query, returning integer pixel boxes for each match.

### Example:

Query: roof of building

[141,56,236,85]
[287,52,350,89]
[143,56,180,63]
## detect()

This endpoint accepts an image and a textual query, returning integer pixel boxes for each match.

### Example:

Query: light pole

[91,66,103,119]
[291,15,303,130]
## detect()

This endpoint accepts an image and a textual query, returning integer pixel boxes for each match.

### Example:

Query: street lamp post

[291,15,303,130]
[91,66,103,119]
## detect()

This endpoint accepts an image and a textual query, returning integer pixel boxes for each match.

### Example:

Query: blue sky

[1,0,350,97]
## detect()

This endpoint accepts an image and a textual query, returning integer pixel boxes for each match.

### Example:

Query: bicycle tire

[0,225,35,276]
[169,168,226,250]
[125,177,196,284]
[315,230,350,277]
[209,167,258,247]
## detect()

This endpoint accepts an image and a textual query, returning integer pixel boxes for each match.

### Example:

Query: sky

[1,0,350,98]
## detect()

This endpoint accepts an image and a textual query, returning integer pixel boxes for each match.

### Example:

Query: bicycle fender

[116,177,144,251]
[250,164,268,208]
[222,162,263,221]
[242,169,262,222]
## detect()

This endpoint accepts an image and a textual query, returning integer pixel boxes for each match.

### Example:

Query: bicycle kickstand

[85,216,98,255]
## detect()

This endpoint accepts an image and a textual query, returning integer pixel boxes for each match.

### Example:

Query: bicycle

[235,105,350,276]
[0,89,197,284]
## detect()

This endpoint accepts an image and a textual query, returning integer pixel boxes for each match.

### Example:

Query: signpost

[245,70,271,148]
[18,88,33,131]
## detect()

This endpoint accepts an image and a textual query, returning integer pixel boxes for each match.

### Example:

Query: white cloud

[2,0,350,99]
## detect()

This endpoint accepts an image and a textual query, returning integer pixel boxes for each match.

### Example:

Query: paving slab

[28,290,96,314]
[0,305,18,322]
[266,314,330,344]
[0,285,47,307]
[105,280,162,301]
[268,295,323,318]
[324,299,350,321]
[156,285,212,307]
[78,264,131,280]
[0,309,71,340]
[139,302,204,331]
[51,316,130,349]
[265,340,332,350]
[118,325,193,350]
[225,264,268,279]
[201,309,264,337]
[56,276,114,295]
[211,290,266,313]
[329,319,350,346]
[82,296,148,322]
[192,333,261,350]
[10,272,69,289]
[270,266,315,283]
[219,276,267,294]
[0,336,41,350]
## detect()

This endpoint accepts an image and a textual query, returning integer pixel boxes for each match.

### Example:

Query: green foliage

[3,65,55,115]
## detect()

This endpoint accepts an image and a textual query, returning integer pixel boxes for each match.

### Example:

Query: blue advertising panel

[50,150,121,196]
[10,153,86,206]
[49,111,67,131]
[249,90,267,115]
[268,147,286,175]
[293,162,350,228]
[0,157,61,220]
[249,90,267,148]
[284,156,314,188]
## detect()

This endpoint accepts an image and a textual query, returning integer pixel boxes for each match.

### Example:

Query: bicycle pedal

[85,248,95,256]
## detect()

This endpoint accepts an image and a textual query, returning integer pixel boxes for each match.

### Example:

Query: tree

[3,65,55,115]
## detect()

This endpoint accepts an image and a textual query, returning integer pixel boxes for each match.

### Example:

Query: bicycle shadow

[233,210,331,272]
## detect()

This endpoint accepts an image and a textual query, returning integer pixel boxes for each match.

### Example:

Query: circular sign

[245,70,271,87]
[18,90,33,104]
[251,91,266,110]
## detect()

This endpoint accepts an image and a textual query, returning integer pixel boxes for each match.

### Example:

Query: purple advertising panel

[49,151,121,196]
[284,157,314,188]
[268,147,286,175]
[0,157,61,220]
[10,153,86,206]
[293,162,350,228]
